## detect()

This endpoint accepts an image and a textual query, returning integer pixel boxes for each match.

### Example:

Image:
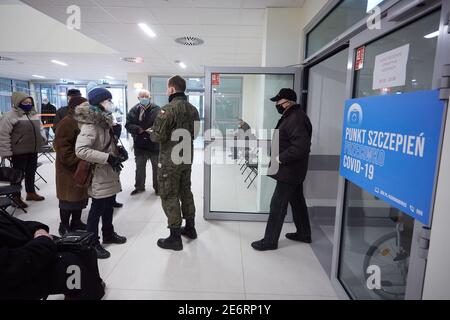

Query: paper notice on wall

[373,44,410,90]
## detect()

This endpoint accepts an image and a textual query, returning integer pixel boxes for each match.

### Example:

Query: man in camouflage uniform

[149,75,200,251]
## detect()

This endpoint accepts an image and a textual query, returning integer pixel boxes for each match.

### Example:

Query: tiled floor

[10,147,338,300]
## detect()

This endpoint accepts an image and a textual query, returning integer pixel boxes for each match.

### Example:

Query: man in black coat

[41,98,57,140]
[125,89,161,195]
[252,88,313,251]
[0,211,104,300]
[53,89,82,130]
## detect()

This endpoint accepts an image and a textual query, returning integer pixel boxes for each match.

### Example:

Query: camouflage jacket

[150,93,200,168]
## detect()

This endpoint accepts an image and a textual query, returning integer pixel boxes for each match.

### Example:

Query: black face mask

[276,103,285,115]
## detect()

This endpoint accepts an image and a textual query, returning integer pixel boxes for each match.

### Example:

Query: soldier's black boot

[181,218,197,240]
[157,228,183,251]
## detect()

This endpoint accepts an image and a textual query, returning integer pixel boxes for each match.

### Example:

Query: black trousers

[87,196,115,242]
[264,181,312,245]
[12,153,38,193]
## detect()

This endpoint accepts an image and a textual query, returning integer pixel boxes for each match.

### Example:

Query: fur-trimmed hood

[74,103,113,129]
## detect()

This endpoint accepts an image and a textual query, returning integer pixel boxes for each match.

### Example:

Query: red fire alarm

[212,73,220,86]
[355,46,365,71]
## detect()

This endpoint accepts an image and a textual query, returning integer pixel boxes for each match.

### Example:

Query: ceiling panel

[10,0,308,80]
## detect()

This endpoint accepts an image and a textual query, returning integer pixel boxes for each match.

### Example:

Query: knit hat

[88,87,112,106]
[86,82,99,94]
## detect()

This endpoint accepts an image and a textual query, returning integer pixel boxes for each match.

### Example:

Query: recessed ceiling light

[424,31,439,39]
[32,75,46,79]
[51,59,68,66]
[179,62,187,69]
[138,23,156,38]
[121,57,144,64]
[105,76,115,80]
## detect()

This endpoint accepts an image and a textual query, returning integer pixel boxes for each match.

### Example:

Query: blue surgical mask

[20,103,33,112]
[140,98,150,106]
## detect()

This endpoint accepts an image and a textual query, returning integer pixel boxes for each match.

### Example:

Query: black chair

[0,197,12,215]
[0,167,26,214]
[34,162,48,191]
[39,145,55,163]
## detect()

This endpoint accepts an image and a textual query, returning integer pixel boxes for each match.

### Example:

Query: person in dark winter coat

[53,89,82,131]
[125,89,160,195]
[41,98,57,140]
[54,97,90,236]
[252,88,313,251]
[0,211,105,300]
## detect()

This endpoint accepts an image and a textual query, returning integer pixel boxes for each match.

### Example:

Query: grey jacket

[74,104,122,199]
[0,92,46,157]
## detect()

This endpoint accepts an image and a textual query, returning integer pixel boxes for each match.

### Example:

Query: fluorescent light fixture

[424,31,439,39]
[179,62,187,69]
[138,23,156,38]
[51,59,68,66]
[32,75,45,79]
[105,76,115,80]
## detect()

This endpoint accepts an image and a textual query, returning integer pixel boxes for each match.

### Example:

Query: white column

[261,8,303,67]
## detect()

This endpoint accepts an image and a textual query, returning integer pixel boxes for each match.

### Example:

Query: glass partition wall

[337,10,441,300]
[204,67,301,221]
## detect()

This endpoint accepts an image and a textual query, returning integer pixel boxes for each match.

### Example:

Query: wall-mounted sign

[355,46,365,71]
[339,90,445,225]
[373,44,410,90]
[212,73,220,86]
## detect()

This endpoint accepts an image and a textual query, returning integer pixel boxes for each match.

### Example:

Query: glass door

[204,67,301,221]
[334,8,442,300]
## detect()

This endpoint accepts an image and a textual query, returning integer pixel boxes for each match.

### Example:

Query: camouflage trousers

[158,164,196,228]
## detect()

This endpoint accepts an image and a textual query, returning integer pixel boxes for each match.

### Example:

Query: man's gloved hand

[107,154,124,173]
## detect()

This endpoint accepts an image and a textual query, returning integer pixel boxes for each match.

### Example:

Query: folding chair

[0,197,12,215]
[39,145,55,163]
[34,162,48,191]
[0,167,27,214]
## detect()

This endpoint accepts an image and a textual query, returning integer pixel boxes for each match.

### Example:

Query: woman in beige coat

[75,87,127,259]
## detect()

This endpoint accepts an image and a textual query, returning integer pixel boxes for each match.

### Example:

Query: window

[12,80,30,93]
[306,0,388,58]
[150,76,206,119]
[0,78,12,114]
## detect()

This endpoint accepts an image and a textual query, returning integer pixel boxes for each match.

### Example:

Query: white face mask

[101,100,115,113]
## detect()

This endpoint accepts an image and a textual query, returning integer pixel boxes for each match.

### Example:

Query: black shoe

[251,239,278,251]
[103,232,127,245]
[286,233,312,244]
[113,201,123,208]
[181,219,197,240]
[70,220,87,232]
[131,189,145,196]
[58,223,71,236]
[157,228,183,251]
[94,244,111,259]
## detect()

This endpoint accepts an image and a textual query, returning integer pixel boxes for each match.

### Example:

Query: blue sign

[339,90,445,225]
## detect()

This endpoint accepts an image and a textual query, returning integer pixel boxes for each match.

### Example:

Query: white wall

[0,4,115,54]
[423,94,450,300]
[261,0,329,67]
